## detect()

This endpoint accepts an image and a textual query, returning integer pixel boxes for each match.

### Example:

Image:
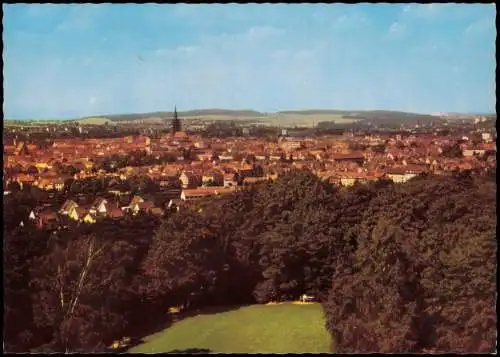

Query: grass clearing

[129,303,332,354]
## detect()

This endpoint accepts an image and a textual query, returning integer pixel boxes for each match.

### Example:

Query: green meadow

[129,303,332,354]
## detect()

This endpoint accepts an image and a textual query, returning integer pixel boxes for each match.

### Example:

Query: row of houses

[27,195,165,229]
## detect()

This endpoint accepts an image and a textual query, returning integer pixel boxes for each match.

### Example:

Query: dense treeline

[3,170,496,353]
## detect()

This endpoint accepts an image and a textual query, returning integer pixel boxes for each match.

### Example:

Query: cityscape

[3,3,497,354]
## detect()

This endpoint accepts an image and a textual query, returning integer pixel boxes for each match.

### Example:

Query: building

[172,106,181,134]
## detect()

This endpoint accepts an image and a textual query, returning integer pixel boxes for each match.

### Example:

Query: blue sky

[3,4,496,119]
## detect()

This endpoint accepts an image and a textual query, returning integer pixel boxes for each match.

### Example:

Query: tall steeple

[172,105,181,134]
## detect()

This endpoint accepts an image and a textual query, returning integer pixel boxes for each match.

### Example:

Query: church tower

[172,106,181,134]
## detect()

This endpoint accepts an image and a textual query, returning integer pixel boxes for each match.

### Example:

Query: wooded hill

[71,108,442,126]
[4,170,496,353]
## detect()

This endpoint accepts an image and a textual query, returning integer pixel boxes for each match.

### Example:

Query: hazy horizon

[3,4,496,120]
[5,107,498,122]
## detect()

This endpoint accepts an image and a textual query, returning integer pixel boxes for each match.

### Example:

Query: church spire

[172,105,181,134]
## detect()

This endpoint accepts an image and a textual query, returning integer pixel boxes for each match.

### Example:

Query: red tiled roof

[138,201,155,210]
[174,131,188,138]
[109,207,124,218]
[182,189,216,197]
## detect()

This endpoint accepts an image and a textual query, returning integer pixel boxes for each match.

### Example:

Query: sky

[3,3,497,119]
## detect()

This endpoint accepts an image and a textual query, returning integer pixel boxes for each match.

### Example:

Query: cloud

[332,12,370,30]
[464,17,495,36]
[55,4,104,32]
[89,95,96,106]
[155,45,200,57]
[206,25,286,45]
[389,21,405,33]
[246,25,285,40]
[384,21,407,40]
[401,4,446,18]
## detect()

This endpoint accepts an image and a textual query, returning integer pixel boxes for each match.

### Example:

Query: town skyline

[3,3,497,120]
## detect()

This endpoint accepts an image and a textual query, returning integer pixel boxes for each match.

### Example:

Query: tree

[441,143,463,158]
[31,233,136,352]
[323,175,497,353]
[7,180,21,193]
[4,226,50,352]
[69,181,83,195]
[371,144,386,153]
[141,210,230,308]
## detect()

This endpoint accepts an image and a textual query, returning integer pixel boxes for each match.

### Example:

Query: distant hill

[278,109,358,115]
[81,109,262,122]
[182,109,261,117]
[348,110,437,120]
[8,108,447,127]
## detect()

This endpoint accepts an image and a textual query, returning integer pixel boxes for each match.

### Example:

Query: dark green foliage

[4,169,495,353]
[441,143,463,158]
[323,176,496,353]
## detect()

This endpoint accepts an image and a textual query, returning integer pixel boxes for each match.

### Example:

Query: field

[71,113,361,128]
[7,108,445,128]
[128,303,332,354]
[178,113,362,127]
[75,117,115,125]
[263,113,361,127]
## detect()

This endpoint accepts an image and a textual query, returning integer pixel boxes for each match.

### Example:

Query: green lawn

[129,303,332,354]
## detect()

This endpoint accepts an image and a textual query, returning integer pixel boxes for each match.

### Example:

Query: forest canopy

[3,169,496,353]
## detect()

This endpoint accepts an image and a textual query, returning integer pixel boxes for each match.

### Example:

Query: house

[267,172,279,181]
[129,195,145,206]
[14,174,36,188]
[179,171,202,188]
[330,152,365,165]
[68,206,83,221]
[82,212,97,224]
[54,178,66,191]
[36,178,54,191]
[386,165,427,183]
[202,170,224,186]
[108,207,125,219]
[167,198,184,212]
[150,207,165,217]
[36,209,59,229]
[242,176,268,186]
[137,200,155,214]
[223,173,238,188]
[174,131,189,141]
[37,177,65,191]
[157,174,179,188]
[60,199,79,215]
[339,174,360,187]
[236,165,254,178]
[196,151,213,161]
[462,149,486,157]
[125,199,155,215]
[481,132,492,143]
[180,189,217,201]
[180,187,235,201]
[218,153,234,161]
[91,197,109,216]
